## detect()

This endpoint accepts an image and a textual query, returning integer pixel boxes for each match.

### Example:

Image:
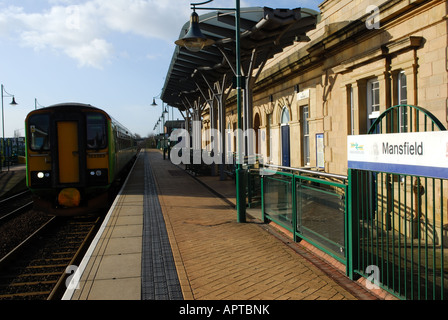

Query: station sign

[347,131,448,179]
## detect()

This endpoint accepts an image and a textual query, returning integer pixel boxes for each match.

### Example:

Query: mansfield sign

[347,131,448,179]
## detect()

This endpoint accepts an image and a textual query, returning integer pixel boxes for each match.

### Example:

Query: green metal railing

[368,104,445,134]
[259,105,447,300]
[350,105,447,300]
[350,170,447,299]
[262,166,348,264]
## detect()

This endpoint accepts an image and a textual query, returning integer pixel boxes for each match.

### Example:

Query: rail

[263,164,348,181]
[0,191,33,222]
[0,216,101,300]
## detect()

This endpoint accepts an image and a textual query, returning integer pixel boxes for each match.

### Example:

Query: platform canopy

[161,6,319,111]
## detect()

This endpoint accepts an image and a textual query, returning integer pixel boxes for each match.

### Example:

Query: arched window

[281,106,290,124]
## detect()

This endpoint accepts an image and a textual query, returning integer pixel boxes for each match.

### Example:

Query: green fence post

[346,168,359,280]
[292,175,299,242]
[261,174,267,223]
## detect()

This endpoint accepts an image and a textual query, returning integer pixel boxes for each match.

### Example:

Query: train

[25,103,138,216]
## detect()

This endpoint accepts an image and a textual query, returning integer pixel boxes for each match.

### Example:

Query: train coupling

[58,188,81,207]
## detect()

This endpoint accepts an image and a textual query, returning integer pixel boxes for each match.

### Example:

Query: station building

[223,0,447,175]
[163,0,447,175]
[162,0,448,300]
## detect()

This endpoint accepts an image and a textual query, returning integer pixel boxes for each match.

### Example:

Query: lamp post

[152,97,170,153]
[35,98,45,110]
[175,0,246,222]
[1,84,18,172]
[152,98,169,130]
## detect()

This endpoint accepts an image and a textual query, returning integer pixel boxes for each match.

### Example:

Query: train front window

[29,114,50,151]
[86,113,107,149]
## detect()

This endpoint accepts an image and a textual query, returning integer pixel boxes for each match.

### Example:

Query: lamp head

[10,96,18,105]
[175,11,214,52]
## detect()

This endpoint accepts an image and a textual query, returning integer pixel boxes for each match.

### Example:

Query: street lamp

[175,0,246,223]
[151,98,157,107]
[35,98,45,110]
[174,6,214,52]
[1,84,18,172]
[152,97,169,132]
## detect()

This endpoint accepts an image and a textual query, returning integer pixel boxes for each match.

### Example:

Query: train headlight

[31,171,51,186]
[87,169,108,185]
[36,172,50,179]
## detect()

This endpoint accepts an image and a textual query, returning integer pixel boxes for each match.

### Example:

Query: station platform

[62,149,380,301]
[0,164,27,199]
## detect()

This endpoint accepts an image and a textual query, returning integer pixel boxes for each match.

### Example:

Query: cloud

[99,0,189,40]
[0,0,190,69]
[1,3,110,69]
[68,38,113,68]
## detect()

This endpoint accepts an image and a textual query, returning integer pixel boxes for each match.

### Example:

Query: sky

[0,0,321,138]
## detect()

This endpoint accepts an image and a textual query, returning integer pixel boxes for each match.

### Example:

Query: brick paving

[148,149,378,300]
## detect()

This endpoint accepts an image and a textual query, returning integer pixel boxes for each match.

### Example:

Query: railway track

[0,214,103,300]
[0,191,33,222]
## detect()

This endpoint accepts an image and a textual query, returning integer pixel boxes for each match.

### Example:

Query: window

[280,107,291,167]
[28,114,50,151]
[367,78,380,118]
[281,106,290,124]
[86,113,107,149]
[302,105,310,166]
[347,85,355,135]
[398,71,407,105]
[267,114,272,160]
[367,78,380,131]
[398,71,408,132]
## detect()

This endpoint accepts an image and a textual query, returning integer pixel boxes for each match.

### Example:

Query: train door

[57,121,80,183]
[52,112,86,187]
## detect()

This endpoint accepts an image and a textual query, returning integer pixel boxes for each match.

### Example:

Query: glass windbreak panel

[296,179,346,258]
[264,175,293,230]
[28,114,50,151]
[86,113,107,149]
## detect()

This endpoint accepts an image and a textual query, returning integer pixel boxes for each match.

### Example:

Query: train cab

[25,103,136,216]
